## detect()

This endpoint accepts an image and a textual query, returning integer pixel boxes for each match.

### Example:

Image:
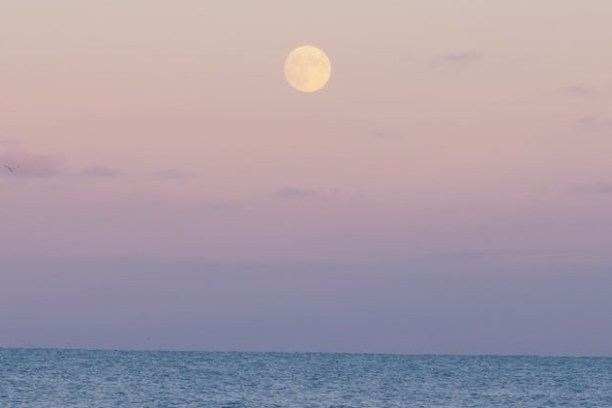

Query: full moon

[284,45,332,93]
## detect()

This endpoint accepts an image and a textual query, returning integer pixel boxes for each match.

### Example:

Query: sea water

[1,349,611,407]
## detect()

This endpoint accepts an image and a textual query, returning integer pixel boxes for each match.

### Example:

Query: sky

[1,0,612,356]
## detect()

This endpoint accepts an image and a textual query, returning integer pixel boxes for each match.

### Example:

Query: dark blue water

[1,349,611,407]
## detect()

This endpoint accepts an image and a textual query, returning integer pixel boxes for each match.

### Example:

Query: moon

[284,45,332,93]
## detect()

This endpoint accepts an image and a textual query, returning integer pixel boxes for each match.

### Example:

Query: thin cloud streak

[79,166,124,178]
[0,150,63,177]
[430,52,484,69]
[153,169,195,180]
[574,182,612,195]
[370,129,404,140]
[275,187,343,201]
[276,187,319,199]
[578,115,612,132]
[559,84,612,99]
[202,201,240,211]
[0,138,22,147]
[560,85,598,96]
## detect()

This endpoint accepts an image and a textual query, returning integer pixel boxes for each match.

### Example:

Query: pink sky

[1,0,612,354]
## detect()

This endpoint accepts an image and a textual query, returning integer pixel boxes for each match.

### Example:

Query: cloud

[275,187,319,199]
[79,166,124,178]
[399,54,417,64]
[370,129,404,140]
[574,182,612,195]
[0,150,63,177]
[202,201,239,211]
[153,169,194,180]
[560,85,598,96]
[0,138,21,147]
[559,84,612,99]
[275,187,342,200]
[578,115,612,132]
[430,52,484,69]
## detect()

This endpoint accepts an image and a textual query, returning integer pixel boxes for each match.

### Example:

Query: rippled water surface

[1,349,611,407]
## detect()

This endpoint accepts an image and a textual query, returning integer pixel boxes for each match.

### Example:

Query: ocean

[1,349,611,407]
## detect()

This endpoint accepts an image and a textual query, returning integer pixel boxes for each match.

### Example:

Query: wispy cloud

[0,150,63,177]
[202,201,240,211]
[275,187,343,200]
[276,187,319,199]
[370,129,404,140]
[578,115,612,132]
[574,182,612,195]
[560,85,598,96]
[153,169,194,180]
[559,84,612,99]
[0,138,21,147]
[430,52,484,69]
[399,54,417,64]
[79,166,124,178]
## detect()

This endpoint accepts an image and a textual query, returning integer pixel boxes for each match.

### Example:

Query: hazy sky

[1,0,612,355]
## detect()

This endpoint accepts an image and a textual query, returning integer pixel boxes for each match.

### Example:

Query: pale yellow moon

[284,45,332,93]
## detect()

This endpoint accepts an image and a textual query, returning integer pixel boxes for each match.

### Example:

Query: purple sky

[1,0,612,355]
